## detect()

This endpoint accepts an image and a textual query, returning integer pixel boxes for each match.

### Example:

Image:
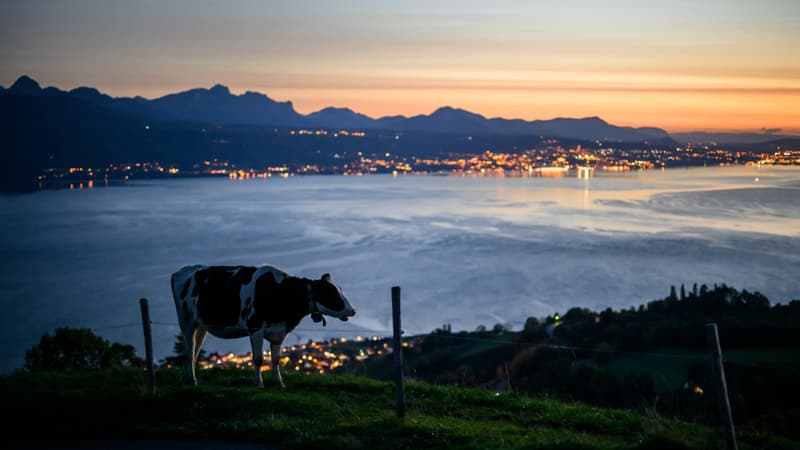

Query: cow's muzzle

[339,309,356,321]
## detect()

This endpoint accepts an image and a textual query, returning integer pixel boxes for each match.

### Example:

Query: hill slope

[2,368,793,449]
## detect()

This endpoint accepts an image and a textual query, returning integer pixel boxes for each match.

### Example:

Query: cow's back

[172,265,204,295]
[172,264,292,333]
[193,266,257,327]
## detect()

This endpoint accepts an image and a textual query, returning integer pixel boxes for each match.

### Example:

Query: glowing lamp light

[694,386,704,395]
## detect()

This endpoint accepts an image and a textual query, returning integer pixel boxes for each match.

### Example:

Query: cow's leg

[193,327,208,363]
[182,326,198,385]
[270,342,285,388]
[249,331,265,388]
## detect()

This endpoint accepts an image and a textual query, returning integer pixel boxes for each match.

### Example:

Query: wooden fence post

[705,323,737,450]
[140,298,155,395]
[392,286,406,418]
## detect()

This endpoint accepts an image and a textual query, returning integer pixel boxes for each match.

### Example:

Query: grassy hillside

[1,368,795,449]
[351,286,800,442]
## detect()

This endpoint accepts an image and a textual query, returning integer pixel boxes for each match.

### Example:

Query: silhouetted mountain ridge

[1,75,672,142]
[148,83,302,126]
[671,131,800,145]
[8,75,42,94]
[307,107,375,129]
[380,107,494,134]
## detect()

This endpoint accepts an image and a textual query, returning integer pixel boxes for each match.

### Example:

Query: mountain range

[1,75,670,142]
[2,75,797,192]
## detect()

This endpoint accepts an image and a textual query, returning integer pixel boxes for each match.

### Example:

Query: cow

[171,265,356,388]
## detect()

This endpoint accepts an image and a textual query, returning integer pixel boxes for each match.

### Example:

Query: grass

[584,346,800,391]
[1,368,795,449]
[601,348,707,389]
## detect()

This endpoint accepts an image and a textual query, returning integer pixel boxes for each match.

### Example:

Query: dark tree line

[24,327,142,371]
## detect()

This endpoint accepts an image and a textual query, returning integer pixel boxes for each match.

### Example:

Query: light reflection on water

[0,165,798,372]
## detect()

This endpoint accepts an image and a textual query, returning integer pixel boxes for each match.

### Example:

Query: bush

[24,327,142,371]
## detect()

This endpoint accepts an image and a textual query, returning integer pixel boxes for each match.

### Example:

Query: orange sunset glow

[2,1,799,132]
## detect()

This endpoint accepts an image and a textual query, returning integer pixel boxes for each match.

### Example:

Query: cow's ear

[322,273,331,281]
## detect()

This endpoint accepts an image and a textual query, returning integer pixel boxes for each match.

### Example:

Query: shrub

[24,327,142,371]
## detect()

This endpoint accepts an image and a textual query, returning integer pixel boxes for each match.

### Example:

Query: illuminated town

[162,334,416,375]
[34,128,800,188]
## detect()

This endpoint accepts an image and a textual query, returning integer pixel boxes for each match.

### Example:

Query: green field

[2,368,796,449]
[595,347,800,390]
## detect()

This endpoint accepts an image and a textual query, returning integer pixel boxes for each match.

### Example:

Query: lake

[1,166,799,372]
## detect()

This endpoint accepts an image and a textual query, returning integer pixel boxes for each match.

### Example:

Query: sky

[1,0,799,133]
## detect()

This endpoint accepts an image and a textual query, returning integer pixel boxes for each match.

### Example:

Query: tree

[668,285,678,302]
[680,284,686,301]
[24,327,142,371]
[523,317,540,332]
[434,323,452,334]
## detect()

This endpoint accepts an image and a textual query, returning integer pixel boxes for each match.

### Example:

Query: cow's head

[310,273,356,323]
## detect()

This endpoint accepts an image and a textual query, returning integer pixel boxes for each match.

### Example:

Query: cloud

[761,128,782,135]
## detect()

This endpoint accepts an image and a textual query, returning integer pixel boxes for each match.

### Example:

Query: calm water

[2,166,799,372]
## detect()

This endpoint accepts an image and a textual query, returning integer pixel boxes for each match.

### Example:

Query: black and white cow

[171,265,356,388]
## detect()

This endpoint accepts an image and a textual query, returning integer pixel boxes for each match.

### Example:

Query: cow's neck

[306,283,327,326]
[279,276,318,330]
